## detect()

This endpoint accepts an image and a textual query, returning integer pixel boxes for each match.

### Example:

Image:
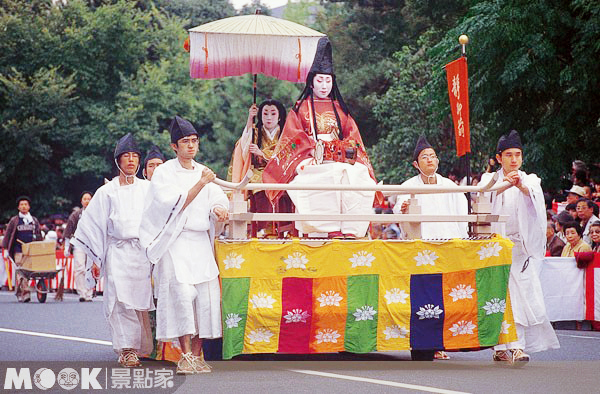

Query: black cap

[144,145,166,167]
[114,133,141,160]
[169,116,198,144]
[412,135,433,162]
[16,195,31,205]
[496,130,522,154]
[308,37,334,77]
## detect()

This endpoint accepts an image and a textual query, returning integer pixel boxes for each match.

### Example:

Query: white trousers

[155,249,222,341]
[108,301,153,354]
[73,248,93,300]
[287,162,376,236]
[494,244,560,353]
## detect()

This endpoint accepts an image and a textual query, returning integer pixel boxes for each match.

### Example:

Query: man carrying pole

[140,116,229,375]
[481,130,560,365]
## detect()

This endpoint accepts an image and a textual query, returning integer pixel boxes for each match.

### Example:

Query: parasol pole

[252,9,261,106]
[253,74,257,105]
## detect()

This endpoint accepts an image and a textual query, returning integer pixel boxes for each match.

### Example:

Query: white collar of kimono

[263,125,279,141]
[18,212,33,225]
[175,158,201,172]
[416,172,440,185]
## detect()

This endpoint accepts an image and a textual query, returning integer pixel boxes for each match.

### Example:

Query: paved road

[1,290,600,393]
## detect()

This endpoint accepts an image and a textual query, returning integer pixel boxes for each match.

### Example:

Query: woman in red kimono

[263,37,379,239]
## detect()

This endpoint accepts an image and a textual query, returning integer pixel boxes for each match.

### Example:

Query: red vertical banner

[445,57,470,157]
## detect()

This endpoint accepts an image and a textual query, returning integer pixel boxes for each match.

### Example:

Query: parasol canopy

[188,14,326,83]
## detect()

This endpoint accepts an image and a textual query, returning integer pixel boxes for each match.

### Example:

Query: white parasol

[188,13,326,92]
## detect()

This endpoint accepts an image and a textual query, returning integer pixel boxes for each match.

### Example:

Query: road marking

[0,291,101,300]
[557,333,600,340]
[288,369,470,394]
[0,327,112,346]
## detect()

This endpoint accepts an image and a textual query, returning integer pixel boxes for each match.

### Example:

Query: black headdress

[16,195,31,205]
[412,135,434,162]
[293,37,349,139]
[114,133,141,159]
[496,130,522,154]
[144,145,166,167]
[169,115,198,143]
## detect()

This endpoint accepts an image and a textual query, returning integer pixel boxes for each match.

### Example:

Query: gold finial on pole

[459,34,469,57]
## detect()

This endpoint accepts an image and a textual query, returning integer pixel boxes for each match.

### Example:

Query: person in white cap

[565,185,586,204]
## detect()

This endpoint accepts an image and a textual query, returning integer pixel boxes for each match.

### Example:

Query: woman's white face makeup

[312,74,333,99]
[261,105,279,131]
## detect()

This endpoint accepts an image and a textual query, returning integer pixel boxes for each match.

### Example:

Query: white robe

[139,159,228,340]
[393,174,468,239]
[481,170,560,353]
[73,177,154,352]
[288,160,376,237]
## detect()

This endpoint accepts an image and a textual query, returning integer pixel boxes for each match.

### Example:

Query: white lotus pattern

[384,288,409,305]
[353,305,377,321]
[224,313,242,329]
[315,329,341,344]
[317,290,343,307]
[349,251,375,268]
[501,320,511,335]
[448,320,477,336]
[283,309,310,323]
[284,252,309,270]
[383,325,408,340]
[248,328,274,344]
[477,242,502,260]
[482,298,506,315]
[416,304,443,320]
[223,253,244,270]
[250,293,276,309]
[414,250,439,266]
[449,284,475,302]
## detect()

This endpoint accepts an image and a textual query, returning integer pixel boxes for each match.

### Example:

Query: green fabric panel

[222,277,251,359]
[345,275,379,353]
[476,265,510,346]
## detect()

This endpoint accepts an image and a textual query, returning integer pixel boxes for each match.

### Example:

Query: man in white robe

[481,130,559,365]
[140,116,229,375]
[394,136,468,361]
[393,135,468,240]
[73,133,154,367]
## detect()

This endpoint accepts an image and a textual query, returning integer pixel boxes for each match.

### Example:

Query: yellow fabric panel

[216,236,514,279]
[376,274,411,350]
[243,278,282,353]
[498,289,518,344]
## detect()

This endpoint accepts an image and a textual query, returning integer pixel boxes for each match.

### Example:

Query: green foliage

[239,0,272,16]
[1,0,598,221]
[153,0,235,29]
[428,0,600,189]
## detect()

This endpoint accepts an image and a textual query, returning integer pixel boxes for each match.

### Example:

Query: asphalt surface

[1,290,600,393]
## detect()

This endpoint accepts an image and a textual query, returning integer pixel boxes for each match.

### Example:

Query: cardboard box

[19,241,56,271]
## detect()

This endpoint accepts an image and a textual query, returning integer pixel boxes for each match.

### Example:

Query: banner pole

[458,35,473,228]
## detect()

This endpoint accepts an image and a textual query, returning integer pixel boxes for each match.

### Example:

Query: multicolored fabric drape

[216,236,517,359]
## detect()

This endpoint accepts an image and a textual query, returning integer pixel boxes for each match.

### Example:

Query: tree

[428,0,600,189]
